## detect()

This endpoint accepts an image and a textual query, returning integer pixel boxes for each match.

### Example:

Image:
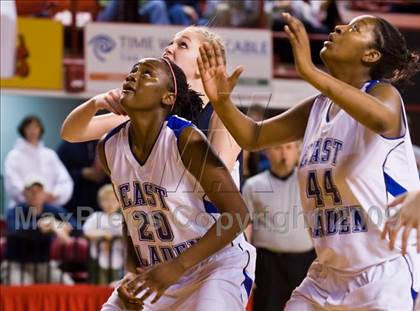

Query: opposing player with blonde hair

[61,26,241,188]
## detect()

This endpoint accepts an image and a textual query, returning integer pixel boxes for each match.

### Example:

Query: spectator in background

[97,0,207,26]
[268,0,341,33]
[83,184,123,285]
[204,0,260,28]
[57,140,108,220]
[97,0,170,24]
[243,142,315,311]
[4,115,73,209]
[347,0,392,13]
[166,0,206,26]
[1,178,75,284]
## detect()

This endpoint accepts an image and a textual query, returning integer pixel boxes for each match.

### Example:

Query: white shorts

[285,255,417,311]
[101,243,256,311]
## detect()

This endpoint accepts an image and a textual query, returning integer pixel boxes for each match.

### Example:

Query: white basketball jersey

[298,81,420,273]
[103,115,249,268]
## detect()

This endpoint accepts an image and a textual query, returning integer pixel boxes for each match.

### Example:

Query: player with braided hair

[61,26,242,190]
[198,13,420,310]
[89,58,254,310]
[369,17,420,85]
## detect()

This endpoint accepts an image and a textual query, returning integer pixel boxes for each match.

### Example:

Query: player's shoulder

[367,81,400,97]
[166,114,195,139]
[102,120,129,144]
[167,115,202,144]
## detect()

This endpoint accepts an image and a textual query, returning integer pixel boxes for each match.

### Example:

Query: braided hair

[163,59,204,124]
[370,17,420,86]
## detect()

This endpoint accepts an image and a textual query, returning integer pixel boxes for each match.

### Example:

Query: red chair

[50,237,89,261]
[50,237,90,282]
[0,218,6,236]
[0,237,6,261]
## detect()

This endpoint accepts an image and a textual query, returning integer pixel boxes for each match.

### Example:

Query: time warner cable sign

[85,23,272,104]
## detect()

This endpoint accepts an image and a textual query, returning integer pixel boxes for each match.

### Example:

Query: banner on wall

[85,23,272,103]
[0,18,63,89]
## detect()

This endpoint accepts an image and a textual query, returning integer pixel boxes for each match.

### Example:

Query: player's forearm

[175,204,250,272]
[61,98,100,142]
[212,98,261,151]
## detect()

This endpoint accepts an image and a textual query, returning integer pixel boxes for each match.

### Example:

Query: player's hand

[92,88,126,115]
[125,260,186,304]
[117,272,144,310]
[282,13,316,79]
[381,190,420,254]
[197,41,243,104]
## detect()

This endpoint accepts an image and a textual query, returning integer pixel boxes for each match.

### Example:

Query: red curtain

[0,285,254,311]
[0,285,113,311]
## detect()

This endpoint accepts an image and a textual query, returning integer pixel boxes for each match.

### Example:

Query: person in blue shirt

[1,177,77,284]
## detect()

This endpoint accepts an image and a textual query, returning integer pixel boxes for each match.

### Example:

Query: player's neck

[326,63,371,88]
[129,112,166,149]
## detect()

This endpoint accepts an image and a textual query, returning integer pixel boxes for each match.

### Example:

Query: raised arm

[282,13,402,137]
[198,41,314,151]
[61,89,129,142]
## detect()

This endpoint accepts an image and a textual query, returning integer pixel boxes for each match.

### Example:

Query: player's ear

[162,92,176,108]
[362,48,381,64]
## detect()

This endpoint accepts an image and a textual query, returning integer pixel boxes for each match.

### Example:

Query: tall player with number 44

[198,13,420,310]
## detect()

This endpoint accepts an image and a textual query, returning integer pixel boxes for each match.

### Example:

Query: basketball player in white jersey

[92,57,255,310]
[197,13,420,310]
[61,27,242,191]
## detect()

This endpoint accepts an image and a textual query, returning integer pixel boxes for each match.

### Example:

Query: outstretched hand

[381,190,420,254]
[197,41,243,104]
[282,13,316,79]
